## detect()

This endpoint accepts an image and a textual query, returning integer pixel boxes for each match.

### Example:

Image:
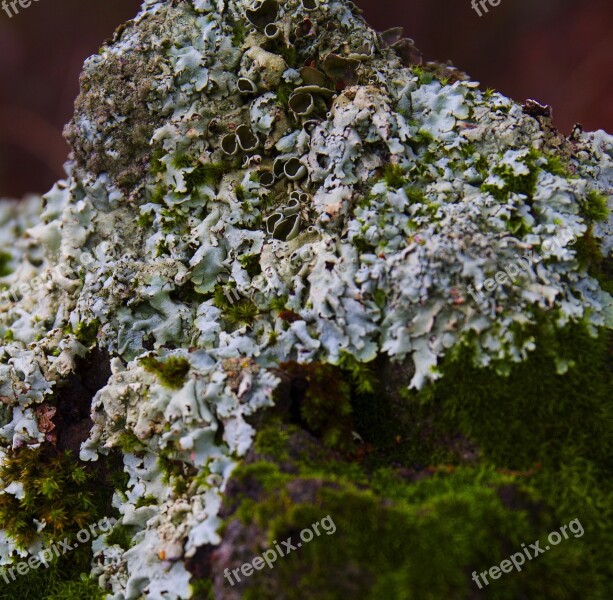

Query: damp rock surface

[0,1,612,599]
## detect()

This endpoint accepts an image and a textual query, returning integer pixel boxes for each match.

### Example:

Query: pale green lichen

[0,0,611,598]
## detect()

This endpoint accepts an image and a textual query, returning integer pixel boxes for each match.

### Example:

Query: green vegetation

[185,162,225,193]
[73,318,101,347]
[580,190,609,222]
[213,285,259,326]
[140,355,191,388]
[0,251,13,277]
[218,311,613,599]
[0,447,97,549]
[0,445,122,600]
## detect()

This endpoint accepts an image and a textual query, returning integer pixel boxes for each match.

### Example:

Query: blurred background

[0,0,611,198]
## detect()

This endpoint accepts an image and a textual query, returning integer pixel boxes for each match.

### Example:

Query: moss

[382,164,406,189]
[0,562,102,600]
[135,494,158,508]
[411,65,434,85]
[149,148,166,176]
[45,577,107,600]
[223,426,591,600]
[483,148,540,205]
[231,20,248,47]
[239,253,262,278]
[73,318,100,347]
[149,184,166,205]
[276,82,293,109]
[117,431,143,453]
[277,361,354,452]
[216,306,613,598]
[105,523,135,550]
[580,190,609,222]
[337,351,377,395]
[278,45,297,68]
[574,225,613,294]
[0,447,100,549]
[235,184,246,202]
[137,211,155,228]
[190,577,216,600]
[139,355,190,389]
[172,153,192,169]
[213,285,259,326]
[0,251,13,277]
[543,153,571,177]
[185,162,225,193]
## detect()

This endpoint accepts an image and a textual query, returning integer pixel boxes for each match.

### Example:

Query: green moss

[137,211,155,228]
[580,190,609,222]
[158,449,194,495]
[149,148,166,176]
[231,21,248,47]
[278,45,297,68]
[45,576,107,600]
[117,431,143,453]
[190,577,216,600]
[73,318,100,347]
[149,185,166,205]
[426,317,612,471]
[269,294,288,312]
[226,426,592,600]
[543,153,571,177]
[0,251,13,277]
[213,285,259,326]
[573,225,613,294]
[185,162,225,193]
[221,308,613,598]
[276,82,293,109]
[135,494,158,508]
[239,253,262,278]
[0,563,103,600]
[278,362,354,452]
[0,447,100,549]
[412,65,434,85]
[139,355,190,389]
[235,184,246,202]
[172,153,192,169]
[105,523,135,550]
[337,351,377,395]
[382,164,406,189]
[483,148,540,205]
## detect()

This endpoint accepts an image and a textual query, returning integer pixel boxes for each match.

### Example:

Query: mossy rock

[188,315,613,599]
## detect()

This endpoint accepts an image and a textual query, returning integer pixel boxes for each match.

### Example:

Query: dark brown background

[1,0,611,197]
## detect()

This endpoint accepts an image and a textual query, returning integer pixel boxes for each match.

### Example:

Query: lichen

[0,0,611,598]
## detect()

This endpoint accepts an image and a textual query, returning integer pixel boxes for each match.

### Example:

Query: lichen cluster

[0,0,611,598]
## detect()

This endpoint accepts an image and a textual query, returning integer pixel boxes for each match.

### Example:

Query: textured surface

[0,0,611,598]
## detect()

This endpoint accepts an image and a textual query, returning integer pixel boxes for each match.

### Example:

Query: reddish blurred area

[0,0,611,198]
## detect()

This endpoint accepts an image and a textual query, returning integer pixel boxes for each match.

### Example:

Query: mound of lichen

[0,0,611,598]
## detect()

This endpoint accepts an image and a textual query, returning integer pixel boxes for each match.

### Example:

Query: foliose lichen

[0,0,611,598]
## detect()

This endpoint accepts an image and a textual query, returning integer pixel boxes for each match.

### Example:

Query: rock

[0,0,611,598]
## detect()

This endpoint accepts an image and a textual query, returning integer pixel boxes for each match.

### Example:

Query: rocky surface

[0,0,611,598]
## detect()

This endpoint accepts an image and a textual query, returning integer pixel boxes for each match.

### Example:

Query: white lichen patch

[0,0,612,597]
